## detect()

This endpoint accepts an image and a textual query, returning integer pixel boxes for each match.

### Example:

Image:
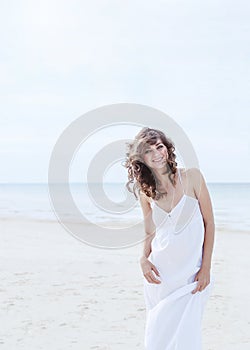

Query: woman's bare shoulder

[139,191,153,209]
[139,191,152,204]
[180,167,203,180]
[180,167,205,192]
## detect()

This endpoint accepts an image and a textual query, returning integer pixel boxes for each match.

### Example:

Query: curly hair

[124,127,178,200]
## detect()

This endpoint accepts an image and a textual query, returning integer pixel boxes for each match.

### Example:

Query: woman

[125,127,215,350]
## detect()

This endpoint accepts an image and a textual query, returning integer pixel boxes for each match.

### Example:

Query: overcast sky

[1,0,249,183]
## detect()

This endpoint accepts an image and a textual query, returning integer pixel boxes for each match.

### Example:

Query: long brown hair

[124,127,178,200]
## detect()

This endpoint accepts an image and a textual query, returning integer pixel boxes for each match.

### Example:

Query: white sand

[0,218,249,349]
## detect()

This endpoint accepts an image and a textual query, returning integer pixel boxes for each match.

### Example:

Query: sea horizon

[0,182,250,234]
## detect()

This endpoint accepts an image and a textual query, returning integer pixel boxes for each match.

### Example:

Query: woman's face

[142,138,168,169]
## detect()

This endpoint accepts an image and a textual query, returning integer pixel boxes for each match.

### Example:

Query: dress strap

[178,168,185,195]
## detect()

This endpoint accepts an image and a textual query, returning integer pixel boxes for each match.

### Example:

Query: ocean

[0,183,249,233]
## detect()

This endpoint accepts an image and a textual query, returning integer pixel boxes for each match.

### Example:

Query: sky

[0,0,249,183]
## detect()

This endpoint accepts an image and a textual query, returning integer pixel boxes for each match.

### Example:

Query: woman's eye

[157,145,164,149]
[145,149,151,154]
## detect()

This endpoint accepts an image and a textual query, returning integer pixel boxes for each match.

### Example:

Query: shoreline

[0,215,249,235]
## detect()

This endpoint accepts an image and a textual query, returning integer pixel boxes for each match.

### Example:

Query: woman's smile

[153,156,164,162]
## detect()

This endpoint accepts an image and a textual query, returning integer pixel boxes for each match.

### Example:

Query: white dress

[143,168,214,350]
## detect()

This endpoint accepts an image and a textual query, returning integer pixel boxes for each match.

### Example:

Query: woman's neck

[153,168,177,189]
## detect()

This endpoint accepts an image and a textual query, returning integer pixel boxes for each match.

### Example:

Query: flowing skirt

[143,276,214,350]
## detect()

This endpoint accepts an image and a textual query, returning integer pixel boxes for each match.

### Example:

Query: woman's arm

[191,168,215,293]
[139,192,156,259]
[193,168,215,269]
[139,191,161,284]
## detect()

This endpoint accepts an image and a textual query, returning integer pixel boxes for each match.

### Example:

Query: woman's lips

[153,157,164,162]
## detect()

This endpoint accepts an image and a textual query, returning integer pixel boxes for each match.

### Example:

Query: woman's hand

[192,266,210,294]
[140,256,161,284]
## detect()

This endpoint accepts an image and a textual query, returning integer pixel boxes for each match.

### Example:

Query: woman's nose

[152,148,161,157]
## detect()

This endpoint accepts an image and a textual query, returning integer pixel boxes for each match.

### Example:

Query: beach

[1,217,249,349]
[1,0,250,346]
